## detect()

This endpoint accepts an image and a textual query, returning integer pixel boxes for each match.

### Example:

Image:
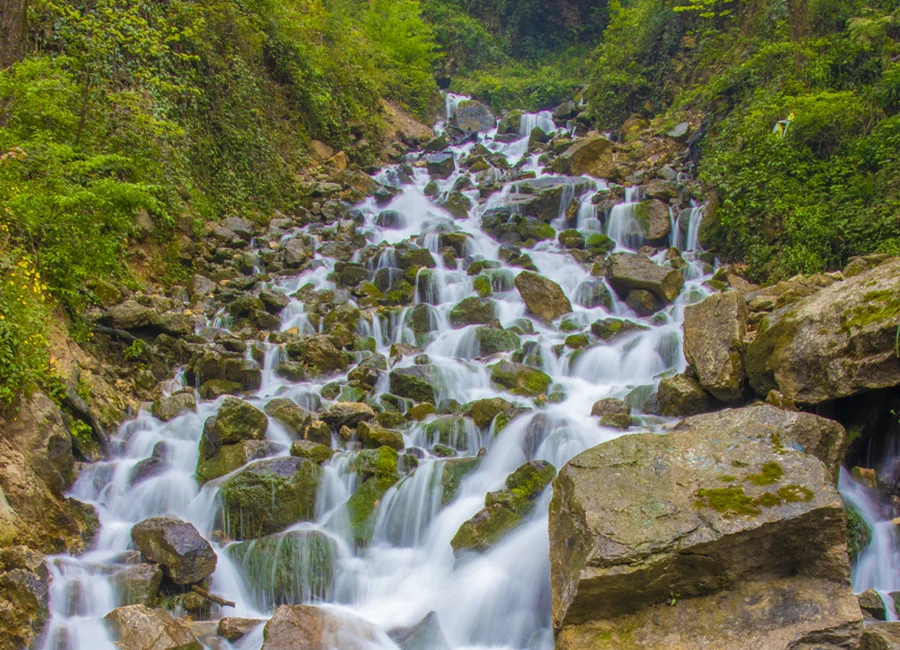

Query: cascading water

[42,97,731,650]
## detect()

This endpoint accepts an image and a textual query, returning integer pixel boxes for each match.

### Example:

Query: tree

[0,0,27,69]
[787,0,810,41]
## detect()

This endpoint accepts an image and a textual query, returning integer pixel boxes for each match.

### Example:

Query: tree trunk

[787,0,810,42]
[0,0,27,69]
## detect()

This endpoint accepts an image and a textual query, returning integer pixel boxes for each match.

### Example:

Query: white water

[42,97,722,649]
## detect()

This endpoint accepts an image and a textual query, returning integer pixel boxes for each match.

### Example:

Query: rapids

[37,95,885,649]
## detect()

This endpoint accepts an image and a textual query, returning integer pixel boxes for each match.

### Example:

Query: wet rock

[285,335,348,377]
[549,408,858,648]
[590,318,649,342]
[461,397,517,429]
[448,297,497,327]
[440,457,482,505]
[558,229,585,249]
[490,361,552,397]
[357,421,404,451]
[259,289,290,313]
[131,517,217,585]
[859,589,888,620]
[745,259,900,404]
[264,398,312,437]
[347,466,401,545]
[283,238,312,267]
[151,391,197,422]
[625,288,662,316]
[426,153,455,179]
[195,440,279,484]
[388,611,451,650]
[514,271,572,322]
[861,622,900,650]
[220,457,322,539]
[129,442,169,486]
[390,365,438,403]
[110,563,163,607]
[573,279,612,310]
[304,420,333,446]
[517,218,555,241]
[104,605,201,650]
[321,402,375,430]
[452,100,495,133]
[474,326,521,357]
[590,398,632,429]
[551,135,616,180]
[683,291,748,402]
[439,191,472,219]
[217,617,264,643]
[199,396,268,461]
[290,440,333,463]
[451,461,556,554]
[227,529,337,607]
[376,210,404,229]
[634,199,671,242]
[186,349,261,392]
[0,546,51,650]
[657,372,717,417]
[261,604,381,650]
[606,253,684,305]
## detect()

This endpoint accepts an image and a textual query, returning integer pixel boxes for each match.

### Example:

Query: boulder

[220,457,322,539]
[347,354,388,388]
[551,135,616,180]
[261,605,381,650]
[320,402,375,430]
[199,396,268,461]
[131,517,217,585]
[452,100,495,132]
[859,589,889,620]
[590,398,632,429]
[625,289,662,316]
[217,618,264,643]
[461,397,517,429]
[426,153,455,179]
[195,440,279,484]
[347,471,401,546]
[151,391,196,422]
[357,421,404,451]
[264,398,312,437]
[490,361,552,397]
[390,366,438,403]
[746,259,900,404]
[129,442,169,486]
[683,291,748,402]
[474,326,521,357]
[290,440,333,463]
[0,546,51,650]
[110,563,163,607]
[514,271,572,322]
[549,407,859,648]
[283,239,312,267]
[861,622,900,650]
[590,318,649,342]
[606,253,684,304]
[186,350,261,392]
[448,297,497,327]
[104,605,201,650]
[657,372,717,416]
[440,457,482,506]
[285,336,348,376]
[634,199,671,242]
[226,530,337,608]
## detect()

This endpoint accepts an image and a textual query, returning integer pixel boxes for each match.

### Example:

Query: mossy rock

[490,361,552,397]
[405,403,436,421]
[475,326,521,357]
[585,233,615,252]
[357,421,404,451]
[845,502,872,564]
[558,229,586,249]
[196,440,279,484]
[264,398,312,438]
[450,504,524,555]
[199,397,268,461]
[461,397,516,429]
[473,275,493,298]
[423,416,471,451]
[350,446,400,482]
[289,440,333,464]
[390,366,439,403]
[440,457,482,506]
[346,473,400,546]
[591,317,650,342]
[488,460,556,515]
[449,297,497,328]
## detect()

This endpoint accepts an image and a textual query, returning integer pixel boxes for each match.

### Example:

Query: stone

[657,372,717,416]
[264,398,312,437]
[448,297,497,327]
[551,135,617,180]
[683,291,748,402]
[348,353,388,387]
[514,271,572,322]
[131,517,217,585]
[151,391,196,422]
[625,289,662,316]
[675,405,848,482]
[285,335,348,376]
[746,259,900,404]
[0,546,51,650]
[129,442,169,486]
[309,139,334,161]
[461,397,516,429]
[474,326,521,357]
[390,365,438,403]
[259,289,290,313]
[110,563,163,607]
[357,421,404,450]
[195,440,279,484]
[219,457,322,539]
[590,398,632,429]
[452,100,495,132]
[590,318,649,342]
[304,420,333,446]
[388,611,451,650]
[441,457,482,506]
[199,396,268,461]
[261,605,380,650]
[320,402,375,430]
[104,605,201,650]
[558,229,585,249]
[426,153,455,179]
[217,618,264,643]
[226,530,337,608]
[490,361,552,397]
[440,191,472,219]
[606,253,684,304]
[859,589,889,620]
[347,471,401,545]
[549,408,858,647]
[573,279,612,310]
[634,199,671,242]
[861,622,900,650]
[290,440,333,463]
[666,121,691,141]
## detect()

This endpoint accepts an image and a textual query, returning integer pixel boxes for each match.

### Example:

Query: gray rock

[606,253,684,304]
[104,604,201,650]
[452,100,496,133]
[199,396,268,461]
[683,291,748,402]
[110,563,163,607]
[131,517,217,585]
[151,391,197,422]
[514,271,572,322]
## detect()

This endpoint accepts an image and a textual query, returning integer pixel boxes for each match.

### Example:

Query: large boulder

[320,402,375,430]
[131,517,217,585]
[151,391,197,422]
[862,623,900,650]
[657,372,717,417]
[551,135,616,180]
[746,259,900,404]
[104,605,201,650]
[285,336,348,377]
[264,398,312,437]
[226,530,337,608]
[199,397,268,461]
[490,361,552,397]
[514,271,572,322]
[220,457,322,540]
[110,563,163,607]
[606,253,684,305]
[474,326,521,357]
[0,546,51,650]
[683,291,748,402]
[195,440,279,484]
[461,397,518,429]
[452,100,495,132]
[449,297,497,327]
[261,605,382,650]
[357,421,404,450]
[390,366,438,403]
[549,406,859,649]
[634,199,672,242]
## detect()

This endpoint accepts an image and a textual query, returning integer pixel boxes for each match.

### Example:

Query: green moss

[346,473,399,546]
[473,274,493,298]
[769,432,786,454]
[841,292,900,332]
[695,487,761,517]
[753,492,783,508]
[776,484,814,503]
[746,462,784,486]
[845,503,872,563]
[718,475,739,482]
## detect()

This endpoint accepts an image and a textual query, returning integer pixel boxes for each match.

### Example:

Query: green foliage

[123,339,146,361]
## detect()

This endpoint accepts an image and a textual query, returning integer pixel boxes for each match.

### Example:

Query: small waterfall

[519,111,556,136]
[606,187,643,250]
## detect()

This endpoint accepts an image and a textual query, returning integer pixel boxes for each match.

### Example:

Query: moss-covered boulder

[350,446,399,483]
[558,229,585,249]
[550,135,616,180]
[347,469,400,546]
[226,529,337,608]
[490,361,552,396]
[110,563,163,607]
[426,153,455,179]
[449,297,497,328]
[390,365,438,403]
[289,440,333,463]
[633,199,671,242]
[590,398,632,429]
[151,391,197,422]
[357,421,404,450]
[549,406,859,649]
[452,100,495,132]
[423,416,472,451]
[845,502,872,564]
[573,279,613,310]
[196,440,279,484]
[440,457,482,506]
[657,372,717,417]
[264,398,312,438]
[461,397,517,429]
[474,326,521,357]
[131,517,217,585]
[320,402,375,430]
[606,253,684,304]
[745,259,900,405]
[590,318,650,342]
[440,191,472,219]
[518,218,556,241]
[514,271,572,322]
[220,457,322,540]
[347,353,388,387]
[199,397,268,461]
[285,335,348,377]
[683,291,748,402]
